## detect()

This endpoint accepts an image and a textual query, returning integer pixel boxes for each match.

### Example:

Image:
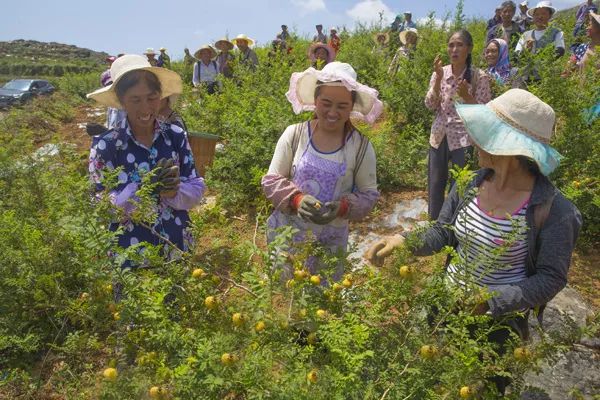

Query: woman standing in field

[87,55,205,268]
[262,62,382,281]
[425,29,492,220]
[368,89,582,395]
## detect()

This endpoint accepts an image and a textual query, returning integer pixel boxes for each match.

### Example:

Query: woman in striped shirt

[367,89,582,393]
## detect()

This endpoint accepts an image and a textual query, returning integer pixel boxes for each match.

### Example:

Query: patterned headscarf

[487,39,511,84]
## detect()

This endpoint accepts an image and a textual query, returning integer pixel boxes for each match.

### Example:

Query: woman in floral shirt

[425,29,492,220]
[87,55,205,267]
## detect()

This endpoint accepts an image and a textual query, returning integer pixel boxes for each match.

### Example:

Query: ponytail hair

[464,53,472,83]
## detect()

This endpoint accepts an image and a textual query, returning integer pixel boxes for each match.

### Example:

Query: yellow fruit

[112,312,120,321]
[148,386,163,398]
[299,308,307,318]
[192,268,206,279]
[513,346,532,361]
[310,275,321,285]
[341,278,352,288]
[211,275,221,284]
[459,386,472,398]
[419,345,438,359]
[573,180,581,188]
[204,296,217,310]
[255,321,266,332]
[307,369,318,383]
[279,319,289,329]
[399,265,412,278]
[232,312,246,327]
[294,270,309,281]
[102,367,118,381]
[316,309,328,319]
[221,353,238,366]
[307,332,318,345]
[79,292,89,301]
[105,283,113,294]
[332,283,343,292]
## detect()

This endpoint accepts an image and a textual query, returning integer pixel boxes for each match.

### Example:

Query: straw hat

[285,62,384,124]
[194,45,217,59]
[373,32,390,44]
[159,47,167,52]
[330,26,338,33]
[455,89,561,176]
[232,34,255,47]
[215,38,234,51]
[399,28,419,45]
[87,54,182,109]
[308,43,336,63]
[143,48,157,56]
[527,1,557,18]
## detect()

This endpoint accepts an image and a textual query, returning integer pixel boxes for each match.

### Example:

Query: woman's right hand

[365,235,405,267]
[433,55,444,78]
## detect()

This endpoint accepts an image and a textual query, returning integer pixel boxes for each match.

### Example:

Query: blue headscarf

[487,38,511,84]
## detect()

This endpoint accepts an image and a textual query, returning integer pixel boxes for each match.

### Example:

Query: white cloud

[417,16,445,28]
[291,0,327,15]
[346,0,396,25]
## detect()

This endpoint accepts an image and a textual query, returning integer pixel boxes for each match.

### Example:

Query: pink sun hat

[285,62,384,124]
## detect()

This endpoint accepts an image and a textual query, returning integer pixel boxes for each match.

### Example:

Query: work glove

[296,195,322,222]
[308,201,341,225]
[149,159,179,195]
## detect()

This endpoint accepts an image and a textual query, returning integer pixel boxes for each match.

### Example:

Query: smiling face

[485,41,500,67]
[533,7,552,29]
[405,31,418,46]
[199,49,213,63]
[447,32,472,65]
[117,72,162,133]
[314,85,354,133]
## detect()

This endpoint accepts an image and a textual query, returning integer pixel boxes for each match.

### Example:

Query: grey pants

[428,137,472,220]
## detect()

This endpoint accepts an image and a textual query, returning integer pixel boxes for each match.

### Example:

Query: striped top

[448,195,530,288]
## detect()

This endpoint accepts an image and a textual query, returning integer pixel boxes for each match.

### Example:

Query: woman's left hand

[456,78,471,100]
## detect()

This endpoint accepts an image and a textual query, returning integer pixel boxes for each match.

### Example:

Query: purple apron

[267,124,349,277]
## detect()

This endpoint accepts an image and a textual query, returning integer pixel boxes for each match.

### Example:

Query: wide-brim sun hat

[194,45,217,59]
[215,38,234,51]
[231,34,255,47]
[455,88,562,176]
[399,28,419,45]
[308,43,336,63]
[87,54,183,109]
[373,32,390,44]
[527,1,557,18]
[144,48,156,56]
[286,62,384,124]
[159,47,167,52]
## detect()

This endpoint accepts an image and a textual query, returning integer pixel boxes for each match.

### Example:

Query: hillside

[0,39,107,79]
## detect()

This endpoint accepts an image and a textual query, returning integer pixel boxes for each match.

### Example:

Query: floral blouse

[425,65,492,151]
[89,119,205,260]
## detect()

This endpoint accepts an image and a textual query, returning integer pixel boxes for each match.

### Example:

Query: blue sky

[0,0,583,59]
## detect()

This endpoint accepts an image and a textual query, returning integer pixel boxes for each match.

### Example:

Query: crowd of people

[84,1,597,394]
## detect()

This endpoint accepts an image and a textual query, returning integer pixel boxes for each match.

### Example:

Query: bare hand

[526,39,534,51]
[433,55,444,78]
[365,235,405,267]
[456,78,471,101]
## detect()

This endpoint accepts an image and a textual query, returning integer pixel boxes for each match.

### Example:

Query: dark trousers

[428,136,472,220]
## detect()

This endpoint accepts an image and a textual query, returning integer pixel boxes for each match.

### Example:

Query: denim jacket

[411,169,583,318]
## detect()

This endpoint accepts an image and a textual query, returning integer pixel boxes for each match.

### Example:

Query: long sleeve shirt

[424,65,492,151]
[89,119,205,252]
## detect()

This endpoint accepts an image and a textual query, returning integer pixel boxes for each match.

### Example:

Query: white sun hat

[87,54,182,109]
[399,28,419,45]
[527,1,557,18]
[285,62,383,124]
[231,34,256,47]
[456,88,561,176]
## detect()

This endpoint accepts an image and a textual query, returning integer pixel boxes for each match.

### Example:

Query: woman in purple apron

[262,62,383,281]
